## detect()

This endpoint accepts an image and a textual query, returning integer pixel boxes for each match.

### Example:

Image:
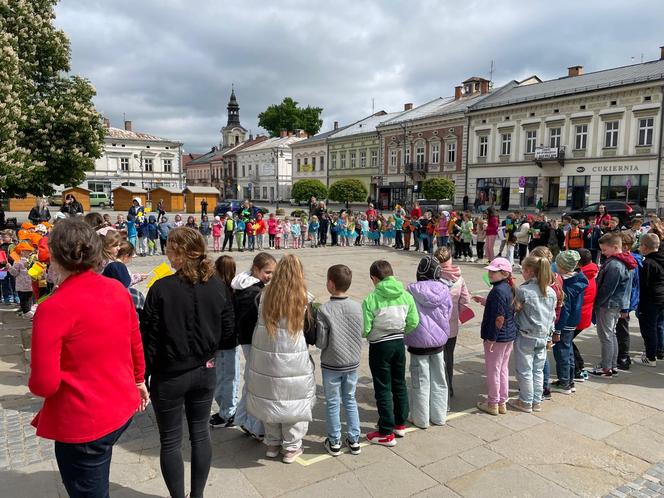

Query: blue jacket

[480,279,517,342]
[146,221,158,240]
[556,272,588,331]
[625,252,642,312]
[595,253,638,310]
[126,220,137,238]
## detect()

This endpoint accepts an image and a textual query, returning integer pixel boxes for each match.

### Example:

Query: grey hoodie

[316,297,364,372]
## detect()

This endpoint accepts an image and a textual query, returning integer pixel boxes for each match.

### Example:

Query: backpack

[225,219,234,232]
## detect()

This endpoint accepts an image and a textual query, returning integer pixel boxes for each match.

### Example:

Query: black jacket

[639,251,664,307]
[235,282,264,345]
[141,273,235,378]
[28,206,50,224]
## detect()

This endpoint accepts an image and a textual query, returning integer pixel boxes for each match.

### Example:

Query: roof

[328,111,405,139]
[187,148,219,166]
[290,126,350,147]
[63,186,91,192]
[184,186,220,194]
[238,135,306,153]
[470,58,664,111]
[150,186,182,194]
[112,186,147,193]
[105,127,180,144]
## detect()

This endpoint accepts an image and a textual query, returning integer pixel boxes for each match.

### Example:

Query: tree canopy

[0,0,104,197]
[291,179,328,202]
[328,178,368,207]
[422,177,455,200]
[258,97,323,137]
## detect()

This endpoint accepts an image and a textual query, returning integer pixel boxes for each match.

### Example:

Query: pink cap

[484,257,513,273]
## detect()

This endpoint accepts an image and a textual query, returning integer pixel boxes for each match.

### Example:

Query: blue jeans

[322,368,360,444]
[235,344,264,437]
[55,418,132,498]
[553,328,574,387]
[437,235,449,248]
[638,303,664,360]
[1,273,17,303]
[543,357,550,389]
[214,348,240,420]
[514,333,547,404]
[426,234,434,254]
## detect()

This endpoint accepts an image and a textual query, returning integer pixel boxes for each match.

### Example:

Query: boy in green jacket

[362,260,419,446]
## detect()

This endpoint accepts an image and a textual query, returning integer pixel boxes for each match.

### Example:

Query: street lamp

[272,146,284,210]
[399,121,411,206]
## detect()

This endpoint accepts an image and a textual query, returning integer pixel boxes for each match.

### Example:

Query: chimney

[102,117,110,128]
[334,121,339,130]
[660,46,664,60]
[568,65,584,77]
[454,86,463,100]
[124,120,132,131]
[279,130,288,138]
[480,79,490,94]
[404,103,413,111]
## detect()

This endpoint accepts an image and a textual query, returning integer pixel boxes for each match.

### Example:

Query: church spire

[227,86,241,127]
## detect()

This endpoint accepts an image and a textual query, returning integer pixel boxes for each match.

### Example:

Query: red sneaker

[366,431,396,447]
[393,425,407,437]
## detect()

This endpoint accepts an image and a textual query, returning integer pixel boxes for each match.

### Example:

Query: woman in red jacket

[29,218,148,498]
[485,206,499,262]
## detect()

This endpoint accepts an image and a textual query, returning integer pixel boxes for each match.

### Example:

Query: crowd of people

[0,195,662,498]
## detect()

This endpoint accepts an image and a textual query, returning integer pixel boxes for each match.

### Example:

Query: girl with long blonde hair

[245,255,316,464]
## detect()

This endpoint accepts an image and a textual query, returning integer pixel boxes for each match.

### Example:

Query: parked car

[416,198,455,214]
[89,192,111,208]
[562,201,644,227]
[214,200,268,218]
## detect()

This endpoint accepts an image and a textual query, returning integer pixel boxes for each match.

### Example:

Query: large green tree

[328,178,368,208]
[291,179,328,203]
[258,97,323,137]
[0,0,105,197]
[422,177,455,200]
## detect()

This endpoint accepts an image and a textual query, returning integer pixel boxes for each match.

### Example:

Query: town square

[2,1,664,497]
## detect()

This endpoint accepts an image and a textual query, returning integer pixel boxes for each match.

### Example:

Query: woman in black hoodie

[141,227,235,498]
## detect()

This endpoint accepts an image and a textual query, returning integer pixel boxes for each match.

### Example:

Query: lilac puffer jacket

[405,280,452,350]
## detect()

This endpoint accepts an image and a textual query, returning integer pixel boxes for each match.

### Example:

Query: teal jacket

[362,277,419,344]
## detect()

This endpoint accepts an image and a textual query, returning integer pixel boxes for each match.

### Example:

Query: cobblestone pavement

[2,245,664,497]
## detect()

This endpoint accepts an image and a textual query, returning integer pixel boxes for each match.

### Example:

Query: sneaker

[324,438,342,457]
[507,399,532,413]
[498,403,507,414]
[282,447,303,463]
[617,361,631,371]
[22,311,34,319]
[570,382,576,393]
[657,352,664,361]
[476,401,499,416]
[346,437,361,455]
[265,445,280,458]
[589,367,613,377]
[209,414,234,428]
[367,431,397,447]
[532,402,542,412]
[542,388,552,400]
[550,381,572,395]
[573,372,586,382]
[640,353,657,367]
[611,368,619,376]
[393,425,407,437]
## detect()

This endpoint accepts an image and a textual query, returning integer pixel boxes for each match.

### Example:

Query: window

[525,130,537,154]
[303,157,308,168]
[331,153,337,170]
[262,187,267,199]
[501,133,511,155]
[320,156,324,171]
[163,159,172,173]
[143,158,153,172]
[242,165,246,177]
[600,174,648,207]
[574,124,588,150]
[404,147,410,165]
[371,149,377,167]
[350,151,356,168]
[311,157,316,170]
[638,117,654,146]
[549,128,561,148]
[416,144,425,164]
[340,152,346,168]
[360,150,367,168]
[430,143,440,164]
[605,121,619,148]
[390,150,397,167]
[120,157,129,171]
[446,142,456,163]
[297,158,301,171]
[478,136,488,157]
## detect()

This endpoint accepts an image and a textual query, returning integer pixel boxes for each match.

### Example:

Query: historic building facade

[290,123,345,187]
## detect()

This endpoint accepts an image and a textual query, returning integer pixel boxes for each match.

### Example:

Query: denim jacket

[515,279,556,340]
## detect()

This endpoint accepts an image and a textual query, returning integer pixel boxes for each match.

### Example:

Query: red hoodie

[577,262,599,330]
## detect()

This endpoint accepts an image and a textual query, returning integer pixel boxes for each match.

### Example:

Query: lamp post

[272,146,284,210]
[400,121,410,206]
[133,151,145,189]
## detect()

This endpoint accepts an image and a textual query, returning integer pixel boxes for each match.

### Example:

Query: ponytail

[522,255,553,297]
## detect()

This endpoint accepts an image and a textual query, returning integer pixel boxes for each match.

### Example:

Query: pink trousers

[484,341,513,405]
[485,235,497,261]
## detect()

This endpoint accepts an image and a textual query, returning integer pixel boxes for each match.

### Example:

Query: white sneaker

[641,353,657,367]
[265,445,280,458]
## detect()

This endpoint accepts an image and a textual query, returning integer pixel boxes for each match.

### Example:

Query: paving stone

[410,484,462,497]
[458,446,503,468]
[605,426,664,464]
[447,412,514,442]
[353,451,438,497]
[421,455,476,484]
[279,471,367,498]
[390,424,483,467]
[535,406,621,440]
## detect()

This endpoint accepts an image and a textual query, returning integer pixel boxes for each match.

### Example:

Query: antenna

[489,60,495,84]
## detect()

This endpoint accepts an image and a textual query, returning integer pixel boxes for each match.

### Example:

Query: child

[291,219,301,249]
[614,232,641,371]
[405,256,452,428]
[126,215,137,249]
[173,214,184,227]
[115,214,127,232]
[475,217,487,263]
[565,219,584,251]
[146,215,159,256]
[591,232,637,377]
[233,253,277,443]
[309,215,320,248]
[185,215,197,229]
[136,215,147,256]
[8,242,35,317]
[0,230,18,305]
[283,217,292,249]
[199,215,211,247]
[255,213,267,250]
[574,248,598,380]
[102,239,132,288]
[637,233,664,366]
[508,256,557,413]
[505,232,517,267]
[472,257,516,415]
[319,212,329,247]
[460,212,474,262]
[246,255,315,463]
[157,216,173,255]
[384,217,395,248]
[360,215,369,246]
[212,216,223,252]
[403,216,412,251]
[222,212,235,252]
[275,219,283,250]
[329,215,338,247]
[235,215,246,252]
[585,219,602,265]
[300,214,308,248]
[394,212,404,249]
[246,218,256,251]
[435,247,472,399]
[210,255,241,429]
[551,250,588,394]
[267,213,277,249]
[316,264,364,456]
[362,260,419,446]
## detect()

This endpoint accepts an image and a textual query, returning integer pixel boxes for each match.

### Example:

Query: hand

[136,382,150,411]
[472,295,486,305]
[485,340,495,353]
[552,333,561,343]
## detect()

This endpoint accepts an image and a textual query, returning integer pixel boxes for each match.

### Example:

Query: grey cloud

[55,0,664,152]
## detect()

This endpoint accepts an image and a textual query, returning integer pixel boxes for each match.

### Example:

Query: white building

[290,123,345,186]
[87,120,184,196]
[236,133,306,201]
[466,51,664,211]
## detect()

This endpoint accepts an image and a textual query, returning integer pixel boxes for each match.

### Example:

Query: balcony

[405,162,429,181]
[533,146,565,168]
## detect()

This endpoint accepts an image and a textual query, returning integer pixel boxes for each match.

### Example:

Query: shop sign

[518,187,525,194]
[576,166,585,173]
[534,147,560,160]
[591,164,641,173]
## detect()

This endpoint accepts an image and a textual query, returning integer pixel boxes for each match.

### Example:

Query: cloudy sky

[55,0,664,153]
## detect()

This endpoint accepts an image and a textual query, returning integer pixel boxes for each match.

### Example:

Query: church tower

[221,86,248,149]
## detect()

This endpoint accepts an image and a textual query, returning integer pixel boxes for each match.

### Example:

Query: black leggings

[151,365,215,498]
[18,291,32,313]
[160,238,167,255]
[476,242,485,260]
[444,337,457,398]
[518,243,528,264]
[222,232,233,251]
[269,234,275,247]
